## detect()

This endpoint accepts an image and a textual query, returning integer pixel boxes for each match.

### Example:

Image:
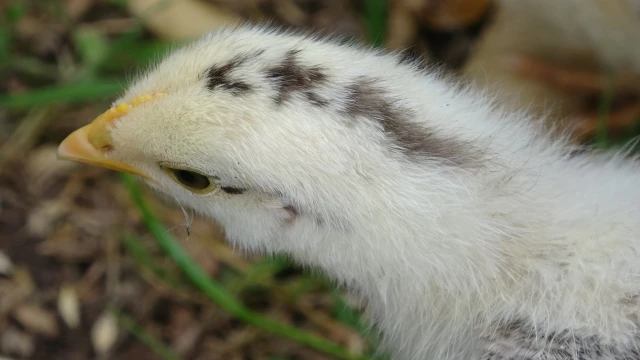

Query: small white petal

[91,312,118,355]
[57,284,81,328]
[0,250,13,276]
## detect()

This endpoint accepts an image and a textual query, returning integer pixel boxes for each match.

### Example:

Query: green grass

[592,73,640,151]
[1,2,384,357]
[0,80,124,108]
[121,174,367,360]
[111,308,184,360]
[595,73,614,149]
[6,1,636,359]
[364,0,388,48]
[0,1,175,109]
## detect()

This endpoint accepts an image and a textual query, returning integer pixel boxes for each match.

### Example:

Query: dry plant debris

[1,0,639,359]
[386,0,495,68]
[1,144,366,359]
[127,0,241,41]
[506,55,640,141]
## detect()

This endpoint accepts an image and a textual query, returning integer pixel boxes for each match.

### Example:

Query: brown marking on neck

[343,76,482,167]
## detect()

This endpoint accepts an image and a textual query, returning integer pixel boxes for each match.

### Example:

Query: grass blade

[0,79,124,108]
[121,174,366,360]
[595,72,614,148]
[111,308,183,360]
[121,232,183,289]
[364,0,387,48]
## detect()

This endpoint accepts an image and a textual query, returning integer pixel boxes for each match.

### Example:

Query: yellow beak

[57,123,150,180]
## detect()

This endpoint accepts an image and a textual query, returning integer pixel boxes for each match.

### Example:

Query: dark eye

[173,169,210,189]
[164,167,217,193]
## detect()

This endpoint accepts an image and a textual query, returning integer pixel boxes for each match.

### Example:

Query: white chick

[57,26,640,360]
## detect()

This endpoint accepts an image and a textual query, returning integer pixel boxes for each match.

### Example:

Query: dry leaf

[127,0,241,41]
[387,0,493,66]
[173,324,202,356]
[422,0,493,30]
[88,18,138,35]
[57,284,81,328]
[574,101,640,140]
[91,311,118,355]
[11,267,35,295]
[1,326,34,358]
[505,54,640,139]
[26,145,78,198]
[65,0,94,20]
[504,55,640,95]
[37,224,100,262]
[276,0,307,25]
[387,1,420,50]
[27,201,68,237]
[0,250,13,277]
[0,282,29,315]
[12,304,59,338]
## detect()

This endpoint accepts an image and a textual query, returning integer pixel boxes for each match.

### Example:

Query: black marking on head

[304,91,329,107]
[343,76,481,167]
[266,49,328,106]
[220,186,246,195]
[205,55,253,95]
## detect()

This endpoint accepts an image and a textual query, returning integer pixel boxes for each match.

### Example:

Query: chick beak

[57,124,150,180]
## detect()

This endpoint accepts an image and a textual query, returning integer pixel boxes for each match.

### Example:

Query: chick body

[60,26,640,360]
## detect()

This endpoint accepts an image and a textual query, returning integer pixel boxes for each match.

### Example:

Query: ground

[1,1,639,359]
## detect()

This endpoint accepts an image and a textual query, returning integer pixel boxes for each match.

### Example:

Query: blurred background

[1,0,639,359]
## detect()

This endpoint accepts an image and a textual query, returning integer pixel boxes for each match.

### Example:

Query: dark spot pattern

[220,186,246,195]
[343,76,481,166]
[478,319,640,359]
[304,91,329,107]
[266,49,328,106]
[282,205,298,223]
[205,55,254,94]
[276,194,349,230]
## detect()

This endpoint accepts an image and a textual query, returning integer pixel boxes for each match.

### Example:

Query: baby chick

[57,26,640,360]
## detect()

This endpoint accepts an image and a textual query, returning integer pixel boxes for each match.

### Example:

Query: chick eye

[173,169,209,188]
[164,167,217,193]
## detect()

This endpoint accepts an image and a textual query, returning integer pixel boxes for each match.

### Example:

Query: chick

[57,26,640,360]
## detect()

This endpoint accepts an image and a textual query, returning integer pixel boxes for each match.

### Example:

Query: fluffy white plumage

[59,26,640,359]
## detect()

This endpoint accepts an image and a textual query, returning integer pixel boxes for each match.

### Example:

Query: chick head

[56,27,401,254]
